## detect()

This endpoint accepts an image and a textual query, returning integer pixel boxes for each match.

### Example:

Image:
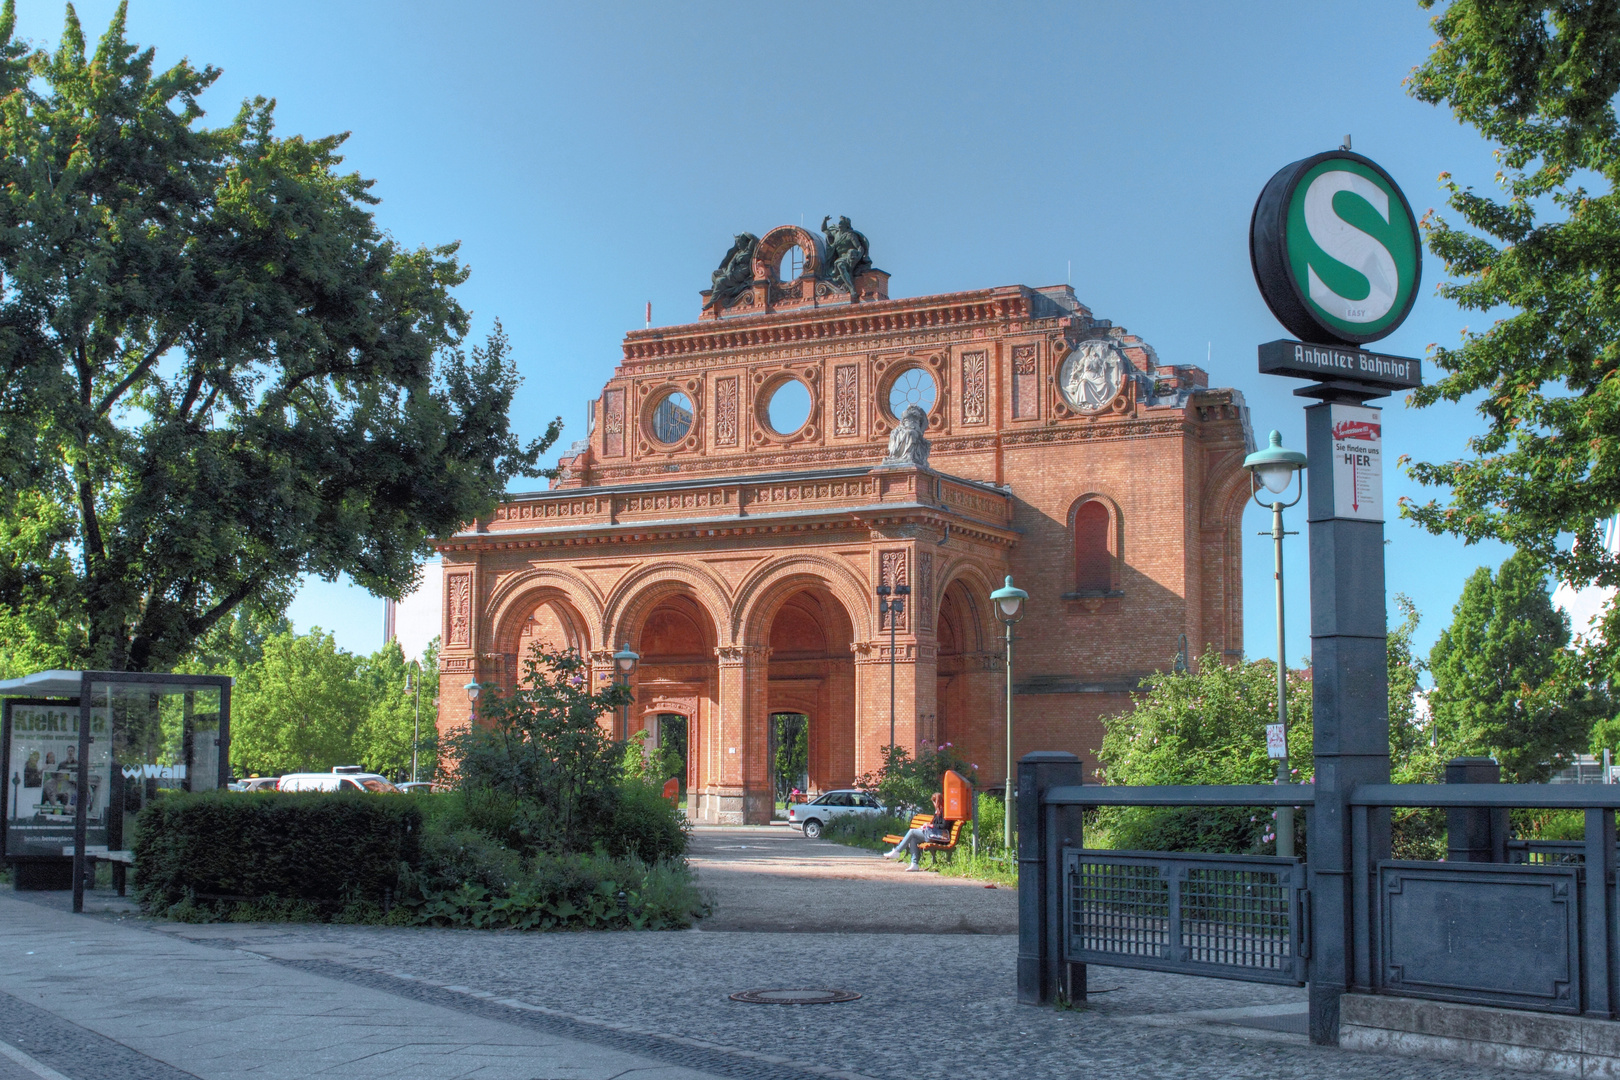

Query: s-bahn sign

[1250,150,1421,346]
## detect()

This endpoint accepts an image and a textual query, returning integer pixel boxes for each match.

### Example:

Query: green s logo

[1251,152,1421,346]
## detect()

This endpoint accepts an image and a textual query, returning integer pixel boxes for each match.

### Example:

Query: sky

[18,0,1527,669]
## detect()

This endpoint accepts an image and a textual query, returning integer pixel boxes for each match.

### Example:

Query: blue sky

[22,0,1520,667]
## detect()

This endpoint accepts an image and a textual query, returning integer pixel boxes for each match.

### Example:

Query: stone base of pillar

[695,785,775,824]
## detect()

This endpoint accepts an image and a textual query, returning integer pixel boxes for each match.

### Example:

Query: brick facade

[435,225,1253,823]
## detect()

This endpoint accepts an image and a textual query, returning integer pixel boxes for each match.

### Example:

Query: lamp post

[990,574,1028,849]
[464,680,480,726]
[612,642,640,742]
[875,583,910,754]
[405,662,422,784]
[1243,429,1308,857]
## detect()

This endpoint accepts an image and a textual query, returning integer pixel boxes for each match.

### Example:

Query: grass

[820,811,1019,887]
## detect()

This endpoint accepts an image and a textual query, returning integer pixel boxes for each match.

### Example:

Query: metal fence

[1066,850,1305,984]
[1506,839,1587,865]
[1018,754,1620,1041]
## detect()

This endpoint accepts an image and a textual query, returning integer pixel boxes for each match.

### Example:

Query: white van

[276,767,399,793]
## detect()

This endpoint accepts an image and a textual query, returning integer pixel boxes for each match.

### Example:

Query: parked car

[787,789,884,838]
[230,776,280,792]
[397,781,438,794]
[277,768,400,793]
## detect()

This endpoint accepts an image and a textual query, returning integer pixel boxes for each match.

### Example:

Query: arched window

[1074,500,1112,593]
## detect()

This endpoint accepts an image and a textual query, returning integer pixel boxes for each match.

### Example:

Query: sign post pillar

[1247,147,1421,1045]
[1303,394,1392,1044]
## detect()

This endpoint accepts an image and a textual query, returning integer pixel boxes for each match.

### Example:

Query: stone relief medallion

[1058,340,1126,412]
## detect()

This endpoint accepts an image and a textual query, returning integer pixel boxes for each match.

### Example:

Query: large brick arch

[486,569,603,656]
[936,560,998,655]
[604,561,733,650]
[731,554,869,648]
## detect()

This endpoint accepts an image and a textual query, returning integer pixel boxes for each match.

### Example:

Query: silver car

[787,789,885,838]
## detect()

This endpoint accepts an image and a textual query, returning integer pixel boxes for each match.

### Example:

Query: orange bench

[882,814,966,862]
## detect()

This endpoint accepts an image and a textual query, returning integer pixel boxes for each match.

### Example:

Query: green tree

[0,4,557,674]
[227,629,365,776]
[1427,552,1597,781]
[355,639,438,780]
[1402,3,1620,644]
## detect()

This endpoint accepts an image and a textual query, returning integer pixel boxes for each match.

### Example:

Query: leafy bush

[399,850,705,931]
[133,790,421,917]
[448,647,630,853]
[1094,646,1312,854]
[606,778,689,863]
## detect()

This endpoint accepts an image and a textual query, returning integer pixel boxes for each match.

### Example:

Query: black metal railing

[1020,755,1620,1037]
[1348,784,1620,1019]
[1066,849,1306,984]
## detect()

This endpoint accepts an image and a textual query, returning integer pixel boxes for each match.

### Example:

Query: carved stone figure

[1059,340,1126,411]
[706,232,758,310]
[882,404,931,467]
[821,215,872,296]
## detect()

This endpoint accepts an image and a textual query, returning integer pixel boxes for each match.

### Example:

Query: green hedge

[134,790,422,916]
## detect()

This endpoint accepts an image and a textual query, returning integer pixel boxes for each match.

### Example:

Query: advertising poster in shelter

[5,703,111,856]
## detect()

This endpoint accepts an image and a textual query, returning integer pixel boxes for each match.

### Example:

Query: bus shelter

[0,670,232,912]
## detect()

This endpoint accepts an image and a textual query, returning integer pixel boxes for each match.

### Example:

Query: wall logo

[1250,151,1421,346]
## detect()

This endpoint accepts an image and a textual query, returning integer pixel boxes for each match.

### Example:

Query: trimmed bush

[134,790,421,916]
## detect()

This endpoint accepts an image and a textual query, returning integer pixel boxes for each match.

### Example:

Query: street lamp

[464,680,481,726]
[990,574,1028,850]
[405,662,422,784]
[1244,428,1308,857]
[612,642,640,741]
[875,582,911,755]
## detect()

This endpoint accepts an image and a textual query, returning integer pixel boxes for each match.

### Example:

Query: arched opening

[494,593,590,697]
[628,593,718,804]
[769,712,809,804]
[1074,500,1114,594]
[936,575,997,784]
[763,586,856,794]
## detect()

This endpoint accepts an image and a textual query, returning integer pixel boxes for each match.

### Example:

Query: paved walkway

[689,825,1017,933]
[0,826,1535,1079]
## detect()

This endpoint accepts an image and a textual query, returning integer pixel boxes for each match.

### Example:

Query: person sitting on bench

[883,792,949,871]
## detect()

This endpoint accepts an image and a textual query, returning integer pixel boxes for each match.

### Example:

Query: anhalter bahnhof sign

[1258,339,1421,392]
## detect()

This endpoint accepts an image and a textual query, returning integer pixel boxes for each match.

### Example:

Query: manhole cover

[729,988,861,1004]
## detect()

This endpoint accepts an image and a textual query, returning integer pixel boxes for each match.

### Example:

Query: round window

[767,379,812,436]
[887,367,937,419]
[778,246,803,282]
[651,391,694,444]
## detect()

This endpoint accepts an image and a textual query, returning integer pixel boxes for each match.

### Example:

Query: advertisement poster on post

[1329,404,1383,522]
[5,703,112,856]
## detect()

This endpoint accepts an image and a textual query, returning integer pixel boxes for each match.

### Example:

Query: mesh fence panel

[1181,866,1292,970]
[1064,851,1304,985]
[1071,861,1169,958]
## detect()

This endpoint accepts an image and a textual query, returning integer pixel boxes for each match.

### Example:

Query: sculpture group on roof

[703,217,874,311]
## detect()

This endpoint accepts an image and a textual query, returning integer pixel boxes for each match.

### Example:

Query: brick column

[852,639,938,778]
[713,645,771,824]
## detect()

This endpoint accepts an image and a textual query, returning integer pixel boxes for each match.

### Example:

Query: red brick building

[435,223,1253,823]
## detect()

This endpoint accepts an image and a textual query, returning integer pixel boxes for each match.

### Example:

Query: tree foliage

[0,3,557,673]
[1402,2,1620,629]
[1429,551,1600,780]
[215,629,435,778]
